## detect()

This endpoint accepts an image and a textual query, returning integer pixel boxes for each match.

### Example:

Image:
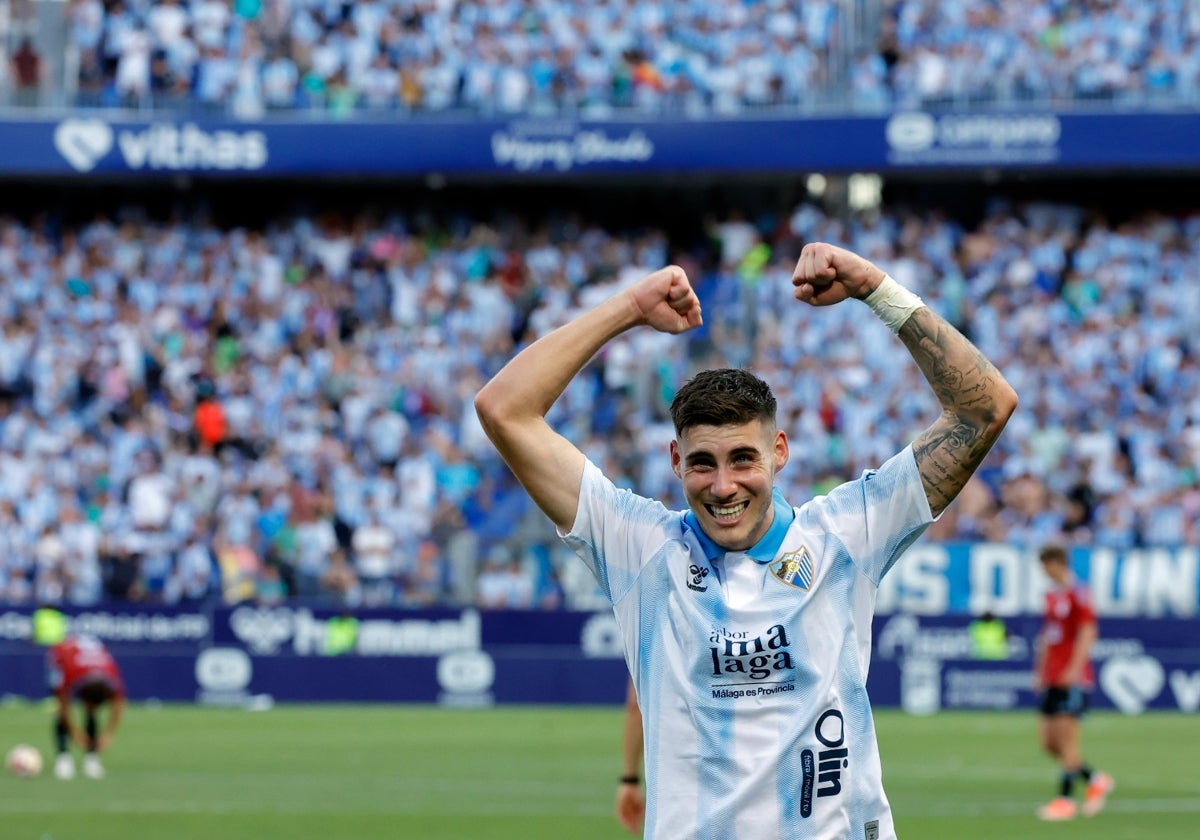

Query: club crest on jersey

[770,547,814,590]
[687,564,709,592]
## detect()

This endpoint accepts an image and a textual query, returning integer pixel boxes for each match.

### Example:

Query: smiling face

[671,419,789,552]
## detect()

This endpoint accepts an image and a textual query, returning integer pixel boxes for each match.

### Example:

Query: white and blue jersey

[562,446,934,840]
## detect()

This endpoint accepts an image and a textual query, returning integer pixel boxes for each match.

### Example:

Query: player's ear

[773,430,789,471]
[670,440,683,479]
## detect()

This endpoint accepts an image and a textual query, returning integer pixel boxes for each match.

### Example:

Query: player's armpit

[899,308,1017,517]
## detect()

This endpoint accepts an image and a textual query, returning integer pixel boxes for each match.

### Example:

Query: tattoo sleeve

[898,308,1014,517]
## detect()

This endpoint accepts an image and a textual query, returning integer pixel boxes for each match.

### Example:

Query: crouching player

[47,634,127,780]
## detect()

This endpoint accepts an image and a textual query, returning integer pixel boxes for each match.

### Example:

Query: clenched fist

[627,265,704,333]
[792,242,887,306]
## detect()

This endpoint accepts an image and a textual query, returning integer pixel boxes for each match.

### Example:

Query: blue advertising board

[867,613,1200,715]
[3,111,1200,177]
[0,601,1197,713]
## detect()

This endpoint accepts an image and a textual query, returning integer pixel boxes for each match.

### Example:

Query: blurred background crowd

[1,0,1200,114]
[0,189,1197,612]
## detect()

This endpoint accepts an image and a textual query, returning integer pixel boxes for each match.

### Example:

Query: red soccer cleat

[1037,797,1077,821]
[1082,771,1114,817]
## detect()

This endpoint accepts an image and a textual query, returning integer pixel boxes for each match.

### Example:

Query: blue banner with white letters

[875,543,1200,618]
[3,111,1200,176]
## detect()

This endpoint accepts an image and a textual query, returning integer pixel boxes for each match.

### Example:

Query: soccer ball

[5,744,44,778]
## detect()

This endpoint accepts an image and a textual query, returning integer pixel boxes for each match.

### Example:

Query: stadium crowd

[1,0,1191,114]
[0,195,1197,612]
[880,0,1200,108]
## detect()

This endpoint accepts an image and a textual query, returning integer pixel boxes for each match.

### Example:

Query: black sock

[54,718,69,754]
[1078,763,1093,783]
[1059,771,1075,798]
[85,713,98,752]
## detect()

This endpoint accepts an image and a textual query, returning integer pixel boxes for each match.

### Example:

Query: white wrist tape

[863,274,925,333]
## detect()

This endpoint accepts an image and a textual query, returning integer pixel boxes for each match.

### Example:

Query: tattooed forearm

[897,309,1018,517]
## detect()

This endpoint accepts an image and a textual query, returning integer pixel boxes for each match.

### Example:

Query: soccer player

[615,679,645,834]
[47,634,127,780]
[475,241,1017,839]
[1033,544,1114,820]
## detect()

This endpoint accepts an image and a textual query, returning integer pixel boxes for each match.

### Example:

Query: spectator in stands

[256,562,287,604]
[10,37,42,107]
[193,384,227,452]
[0,499,33,601]
[113,23,153,107]
[126,449,172,532]
[58,496,103,605]
[73,47,109,106]
[148,48,189,109]
[170,516,219,605]
[474,545,534,610]
[350,506,397,606]
[402,538,449,607]
[291,493,339,599]
[261,47,299,109]
[100,535,143,602]
[214,526,262,605]
[34,522,67,604]
[319,548,362,607]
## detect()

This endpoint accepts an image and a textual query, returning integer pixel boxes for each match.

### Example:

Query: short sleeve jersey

[47,635,126,701]
[562,446,933,840]
[1040,579,1097,688]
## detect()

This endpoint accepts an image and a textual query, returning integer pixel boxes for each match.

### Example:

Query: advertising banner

[0,604,630,706]
[867,613,1200,715]
[4,111,1200,177]
[877,544,1198,618]
[0,548,1196,711]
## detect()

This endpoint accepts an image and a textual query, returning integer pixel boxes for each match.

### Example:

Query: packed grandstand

[0,193,1196,611]
[0,0,1197,614]
[2,0,1200,113]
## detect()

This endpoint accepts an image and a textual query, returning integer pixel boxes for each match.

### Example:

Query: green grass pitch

[0,701,1193,839]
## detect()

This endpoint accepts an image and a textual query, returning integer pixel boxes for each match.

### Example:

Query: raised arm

[793,242,1017,517]
[474,266,702,531]
[897,307,1018,516]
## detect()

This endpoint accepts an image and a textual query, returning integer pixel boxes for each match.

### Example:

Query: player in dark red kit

[47,634,127,780]
[1033,545,1114,820]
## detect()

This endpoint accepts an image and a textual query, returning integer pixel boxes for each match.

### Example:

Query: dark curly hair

[669,369,777,436]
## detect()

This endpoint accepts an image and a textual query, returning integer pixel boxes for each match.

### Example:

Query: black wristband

[620,774,640,785]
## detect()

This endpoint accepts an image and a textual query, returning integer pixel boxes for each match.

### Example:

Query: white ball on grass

[5,743,44,778]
